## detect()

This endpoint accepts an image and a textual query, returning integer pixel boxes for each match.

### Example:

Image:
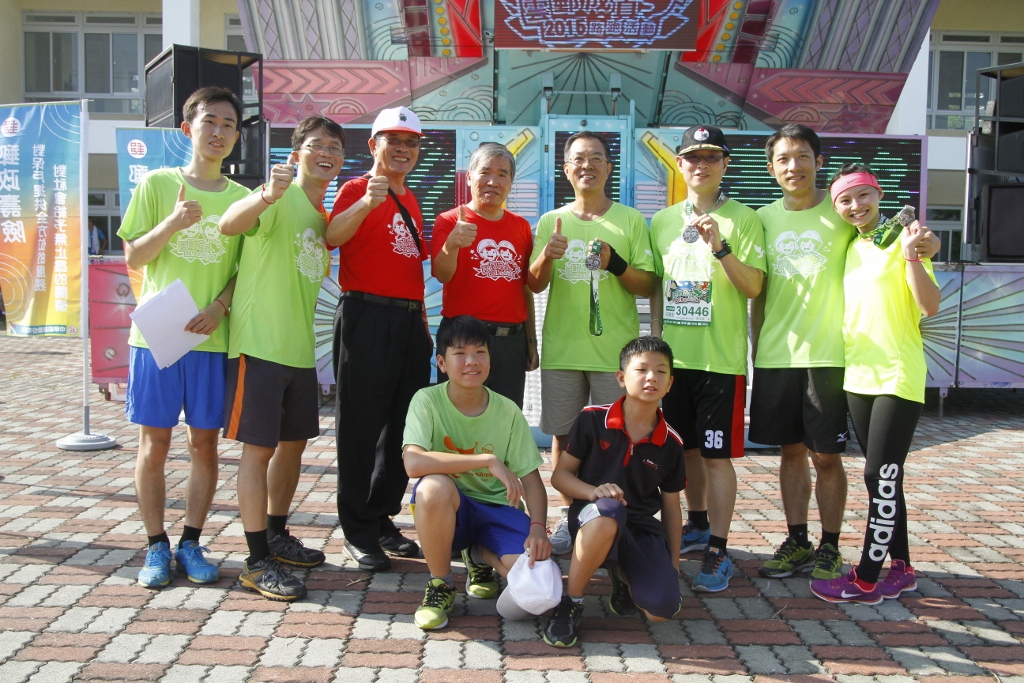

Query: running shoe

[810,568,882,605]
[680,521,711,554]
[543,595,585,648]
[269,530,326,568]
[550,512,573,556]
[878,560,917,599]
[759,536,814,578]
[810,542,843,580]
[692,547,733,593]
[174,540,219,584]
[608,563,638,617]
[138,541,173,589]
[414,578,457,630]
[461,547,498,599]
[238,557,307,601]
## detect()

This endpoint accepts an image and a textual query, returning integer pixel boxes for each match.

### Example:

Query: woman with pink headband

[809,163,940,606]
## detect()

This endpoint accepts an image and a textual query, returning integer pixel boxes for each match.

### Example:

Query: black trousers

[333,295,432,549]
[436,320,529,408]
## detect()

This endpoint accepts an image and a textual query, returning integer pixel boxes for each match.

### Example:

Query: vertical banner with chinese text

[0,102,84,336]
[115,128,193,220]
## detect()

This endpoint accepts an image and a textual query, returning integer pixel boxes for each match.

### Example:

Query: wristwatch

[712,239,732,260]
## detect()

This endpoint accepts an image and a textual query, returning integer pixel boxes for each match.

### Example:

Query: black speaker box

[981,184,1024,261]
[997,128,1024,174]
[998,74,1024,119]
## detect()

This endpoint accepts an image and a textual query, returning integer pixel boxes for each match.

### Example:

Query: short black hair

[619,335,673,371]
[765,123,821,161]
[563,130,611,162]
[828,162,874,188]
[292,115,346,151]
[436,316,490,358]
[183,86,242,126]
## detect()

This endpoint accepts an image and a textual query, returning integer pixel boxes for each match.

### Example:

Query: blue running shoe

[175,540,219,584]
[692,547,733,593]
[681,521,711,554]
[138,541,173,588]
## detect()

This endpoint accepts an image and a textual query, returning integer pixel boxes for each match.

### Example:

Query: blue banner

[115,128,193,220]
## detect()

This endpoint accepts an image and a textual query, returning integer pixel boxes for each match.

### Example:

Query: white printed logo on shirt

[558,238,608,284]
[170,216,227,265]
[390,212,420,258]
[474,239,521,281]
[295,228,329,282]
[771,229,828,277]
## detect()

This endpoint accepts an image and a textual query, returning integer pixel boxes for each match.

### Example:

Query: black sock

[267,515,288,539]
[178,526,202,548]
[245,529,272,565]
[147,532,170,548]
[788,524,810,546]
[708,535,728,553]
[820,530,840,549]
[688,510,710,530]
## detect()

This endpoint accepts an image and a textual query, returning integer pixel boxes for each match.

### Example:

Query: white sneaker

[550,513,573,555]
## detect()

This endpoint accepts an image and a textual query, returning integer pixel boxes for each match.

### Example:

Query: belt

[441,317,525,337]
[342,291,423,312]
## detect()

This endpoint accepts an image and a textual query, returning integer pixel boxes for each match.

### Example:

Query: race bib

[663,278,712,326]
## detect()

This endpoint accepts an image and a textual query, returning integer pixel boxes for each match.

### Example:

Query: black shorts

[661,369,745,459]
[223,354,321,448]
[748,367,849,454]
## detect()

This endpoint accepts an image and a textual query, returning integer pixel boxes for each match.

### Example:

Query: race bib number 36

[664,279,712,327]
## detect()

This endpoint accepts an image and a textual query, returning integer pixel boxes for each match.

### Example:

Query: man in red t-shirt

[326,106,432,571]
[430,143,538,407]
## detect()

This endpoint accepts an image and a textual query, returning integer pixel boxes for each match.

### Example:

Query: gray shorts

[539,369,626,436]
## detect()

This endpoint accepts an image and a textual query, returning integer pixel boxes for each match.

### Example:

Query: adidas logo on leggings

[868,463,900,562]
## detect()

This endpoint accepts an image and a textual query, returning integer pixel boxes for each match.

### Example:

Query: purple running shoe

[878,560,917,599]
[810,568,883,605]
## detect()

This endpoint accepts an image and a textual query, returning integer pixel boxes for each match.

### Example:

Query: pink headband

[830,172,882,204]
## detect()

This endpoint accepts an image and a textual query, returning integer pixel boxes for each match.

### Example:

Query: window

[928,32,1024,130]
[88,191,122,255]
[925,206,963,262]
[23,12,161,114]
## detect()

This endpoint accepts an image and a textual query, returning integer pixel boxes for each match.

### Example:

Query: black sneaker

[608,564,638,617]
[238,557,307,602]
[379,531,419,558]
[268,529,326,568]
[543,595,584,648]
[344,539,391,571]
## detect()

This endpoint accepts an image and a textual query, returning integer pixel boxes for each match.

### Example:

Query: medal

[682,225,700,243]
[585,240,603,271]
[683,192,726,244]
[585,241,604,335]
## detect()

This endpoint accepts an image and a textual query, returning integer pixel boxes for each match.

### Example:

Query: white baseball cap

[371,106,422,137]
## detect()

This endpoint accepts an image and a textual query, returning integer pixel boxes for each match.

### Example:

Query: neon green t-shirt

[228,183,329,368]
[651,199,766,375]
[843,236,936,403]
[118,167,248,353]
[531,203,655,372]
[403,383,543,506]
[755,198,854,368]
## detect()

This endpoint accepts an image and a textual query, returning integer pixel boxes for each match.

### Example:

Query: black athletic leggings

[846,392,923,584]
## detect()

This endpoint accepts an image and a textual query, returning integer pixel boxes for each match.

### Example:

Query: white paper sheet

[129,278,209,369]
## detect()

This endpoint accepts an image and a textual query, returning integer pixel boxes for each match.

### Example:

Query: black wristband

[607,245,628,276]
[712,239,732,260]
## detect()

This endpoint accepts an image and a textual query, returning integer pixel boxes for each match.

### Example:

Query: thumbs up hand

[171,184,203,232]
[265,163,295,202]
[543,216,568,260]
[445,205,477,250]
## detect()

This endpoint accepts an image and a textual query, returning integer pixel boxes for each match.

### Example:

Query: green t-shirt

[403,383,543,506]
[228,183,329,368]
[651,199,766,375]
[843,236,936,403]
[118,167,248,353]
[755,197,854,368]
[531,202,655,372]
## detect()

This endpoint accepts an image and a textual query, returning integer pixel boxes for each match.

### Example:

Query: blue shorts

[411,479,530,558]
[126,346,227,430]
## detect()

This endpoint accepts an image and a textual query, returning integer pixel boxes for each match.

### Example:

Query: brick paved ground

[3,334,1024,682]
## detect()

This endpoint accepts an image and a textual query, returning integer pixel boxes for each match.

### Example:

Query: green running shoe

[810,542,843,580]
[415,577,457,630]
[759,536,815,578]
[461,547,498,599]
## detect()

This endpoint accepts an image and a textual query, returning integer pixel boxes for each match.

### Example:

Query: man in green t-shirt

[528,131,656,555]
[119,87,248,590]
[403,316,551,630]
[218,115,345,602]
[650,125,766,593]
[749,124,940,582]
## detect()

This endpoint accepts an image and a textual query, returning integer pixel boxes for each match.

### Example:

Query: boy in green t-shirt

[118,86,248,590]
[403,316,551,630]
[218,115,345,601]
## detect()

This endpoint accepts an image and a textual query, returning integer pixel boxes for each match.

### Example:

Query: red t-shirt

[330,176,426,300]
[430,206,532,324]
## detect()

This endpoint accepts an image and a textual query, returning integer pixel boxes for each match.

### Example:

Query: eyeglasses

[301,143,344,156]
[680,153,724,165]
[566,156,608,167]
[378,135,421,148]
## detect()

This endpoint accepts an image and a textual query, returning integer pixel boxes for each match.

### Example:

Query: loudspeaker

[981,184,1024,261]
[998,74,1024,119]
[997,128,1024,174]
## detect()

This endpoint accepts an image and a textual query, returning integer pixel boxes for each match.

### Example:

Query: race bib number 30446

[664,279,712,326]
